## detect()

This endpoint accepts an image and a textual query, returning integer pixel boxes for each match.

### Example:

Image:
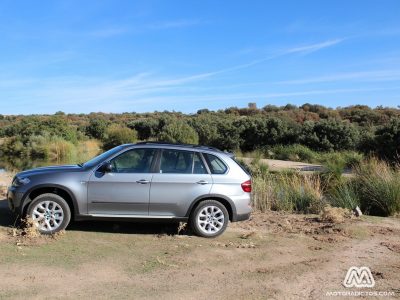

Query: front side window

[110,148,156,173]
[204,153,228,174]
[160,150,207,174]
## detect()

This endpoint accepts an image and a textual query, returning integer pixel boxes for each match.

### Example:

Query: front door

[87,148,157,215]
[149,149,212,217]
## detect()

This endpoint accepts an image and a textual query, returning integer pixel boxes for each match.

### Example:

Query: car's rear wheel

[190,200,229,238]
[27,193,71,234]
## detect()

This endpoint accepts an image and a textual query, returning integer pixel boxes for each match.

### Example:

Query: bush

[102,125,137,150]
[128,118,160,140]
[237,117,297,151]
[374,118,400,162]
[86,119,108,139]
[299,119,359,152]
[157,121,199,144]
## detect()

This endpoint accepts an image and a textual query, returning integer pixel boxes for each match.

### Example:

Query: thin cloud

[206,39,345,76]
[283,39,344,55]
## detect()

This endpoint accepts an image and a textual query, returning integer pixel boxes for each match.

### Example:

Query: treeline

[0,103,399,162]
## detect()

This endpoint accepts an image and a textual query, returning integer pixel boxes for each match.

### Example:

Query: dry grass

[9,217,40,238]
[320,205,352,224]
[252,172,324,213]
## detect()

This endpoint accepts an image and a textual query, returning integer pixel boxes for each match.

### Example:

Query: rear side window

[160,150,207,174]
[203,153,228,174]
[160,149,193,174]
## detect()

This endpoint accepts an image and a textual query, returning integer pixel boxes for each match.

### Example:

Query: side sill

[74,214,188,222]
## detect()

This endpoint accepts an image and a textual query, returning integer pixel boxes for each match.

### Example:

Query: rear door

[149,149,212,217]
[87,148,157,215]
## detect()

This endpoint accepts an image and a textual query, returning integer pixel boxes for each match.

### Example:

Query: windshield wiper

[77,163,84,167]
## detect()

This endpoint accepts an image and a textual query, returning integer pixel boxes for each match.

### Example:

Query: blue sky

[1,0,400,114]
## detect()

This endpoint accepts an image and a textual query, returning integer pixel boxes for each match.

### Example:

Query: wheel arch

[186,194,237,222]
[21,184,78,218]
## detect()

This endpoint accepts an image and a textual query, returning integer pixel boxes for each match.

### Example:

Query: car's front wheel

[190,200,229,238]
[27,193,71,234]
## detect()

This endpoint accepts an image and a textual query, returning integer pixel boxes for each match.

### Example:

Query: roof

[130,141,231,155]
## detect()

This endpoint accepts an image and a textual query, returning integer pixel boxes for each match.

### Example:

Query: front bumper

[7,186,24,215]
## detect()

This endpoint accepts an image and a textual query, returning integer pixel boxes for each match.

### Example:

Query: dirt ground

[239,157,324,172]
[0,173,399,299]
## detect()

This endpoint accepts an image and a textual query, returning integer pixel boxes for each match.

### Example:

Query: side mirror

[101,162,113,173]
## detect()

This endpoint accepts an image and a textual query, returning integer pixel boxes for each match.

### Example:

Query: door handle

[196,180,209,185]
[136,179,150,184]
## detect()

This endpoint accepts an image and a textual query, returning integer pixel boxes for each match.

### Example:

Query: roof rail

[134,141,224,152]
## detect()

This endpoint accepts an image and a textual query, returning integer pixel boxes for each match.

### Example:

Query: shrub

[237,117,297,151]
[86,119,108,139]
[318,151,363,169]
[374,118,400,162]
[102,125,137,150]
[157,121,199,144]
[299,119,359,152]
[128,118,160,140]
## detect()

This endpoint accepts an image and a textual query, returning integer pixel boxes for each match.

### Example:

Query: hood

[17,165,83,177]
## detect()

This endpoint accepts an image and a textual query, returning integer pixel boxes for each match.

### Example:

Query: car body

[8,142,252,237]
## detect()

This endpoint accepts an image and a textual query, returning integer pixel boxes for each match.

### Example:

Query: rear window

[203,153,228,174]
[232,157,251,175]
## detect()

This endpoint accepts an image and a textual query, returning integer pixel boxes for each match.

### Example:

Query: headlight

[12,177,30,187]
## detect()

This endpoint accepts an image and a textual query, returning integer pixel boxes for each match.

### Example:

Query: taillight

[241,180,252,193]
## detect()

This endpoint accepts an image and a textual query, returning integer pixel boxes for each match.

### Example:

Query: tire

[190,200,229,238]
[27,193,71,234]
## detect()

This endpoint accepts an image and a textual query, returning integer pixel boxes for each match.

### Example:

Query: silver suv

[7,142,252,237]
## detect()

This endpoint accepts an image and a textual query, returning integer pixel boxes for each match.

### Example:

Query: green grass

[355,159,400,216]
[328,179,360,210]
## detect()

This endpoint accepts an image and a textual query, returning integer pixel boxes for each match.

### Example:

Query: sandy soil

[239,157,324,172]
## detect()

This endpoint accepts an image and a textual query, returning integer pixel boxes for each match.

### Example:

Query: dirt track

[1,172,399,299]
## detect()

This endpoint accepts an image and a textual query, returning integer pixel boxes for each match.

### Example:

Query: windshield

[83,146,124,168]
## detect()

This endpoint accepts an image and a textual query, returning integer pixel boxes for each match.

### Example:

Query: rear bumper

[230,193,252,222]
[233,212,251,222]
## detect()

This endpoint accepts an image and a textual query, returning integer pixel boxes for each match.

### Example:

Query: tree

[157,120,199,144]
[102,125,137,150]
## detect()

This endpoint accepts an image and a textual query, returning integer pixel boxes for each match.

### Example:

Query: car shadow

[0,199,188,236]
